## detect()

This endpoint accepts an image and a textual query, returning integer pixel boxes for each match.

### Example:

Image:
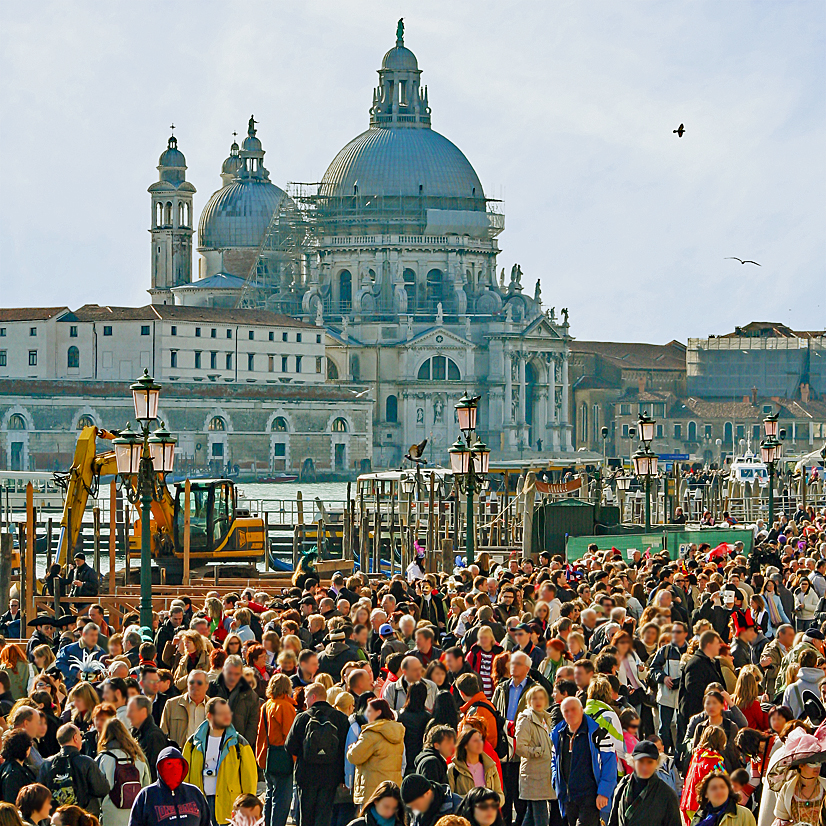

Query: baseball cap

[632,741,659,761]
[379,623,394,636]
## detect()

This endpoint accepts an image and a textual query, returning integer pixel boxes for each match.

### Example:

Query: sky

[1,1,824,343]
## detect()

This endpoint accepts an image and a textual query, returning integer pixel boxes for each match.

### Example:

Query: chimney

[801,383,810,404]
[751,386,758,406]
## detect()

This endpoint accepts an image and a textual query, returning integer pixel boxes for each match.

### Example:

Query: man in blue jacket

[55,622,106,689]
[551,697,617,826]
[128,746,211,826]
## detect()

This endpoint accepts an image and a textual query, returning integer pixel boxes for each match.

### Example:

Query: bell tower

[148,128,196,304]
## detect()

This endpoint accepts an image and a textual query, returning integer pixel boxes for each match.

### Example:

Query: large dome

[320,127,485,202]
[199,179,287,249]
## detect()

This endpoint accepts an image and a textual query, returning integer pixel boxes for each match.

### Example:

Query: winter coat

[160,695,207,751]
[514,706,555,800]
[132,715,169,781]
[678,650,725,723]
[206,673,260,749]
[381,676,438,713]
[285,700,350,787]
[446,751,504,805]
[255,695,296,769]
[782,666,825,718]
[398,706,429,772]
[346,805,405,826]
[649,642,686,709]
[689,798,756,826]
[37,745,111,815]
[759,638,786,696]
[182,721,257,826]
[686,712,743,773]
[607,772,681,826]
[154,619,186,669]
[794,588,819,621]
[0,759,36,805]
[409,782,462,826]
[551,716,618,816]
[318,640,358,681]
[583,699,625,772]
[413,746,448,786]
[173,650,209,692]
[346,718,405,806]
[96,747,151,826]
[680,748,726,818]
[127,747,211,826]
[459,691,500,754]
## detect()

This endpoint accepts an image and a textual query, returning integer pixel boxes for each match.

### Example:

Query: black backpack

[48,754,79,807]
[303,711,340,764]
[468,700,509,760]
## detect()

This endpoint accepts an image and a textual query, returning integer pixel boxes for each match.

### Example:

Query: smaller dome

[159,136,186,169]
[242,135,262,153]
[222,141,242,176]
[382,45,418,72]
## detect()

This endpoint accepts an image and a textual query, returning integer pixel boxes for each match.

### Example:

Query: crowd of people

[0,506,823,826]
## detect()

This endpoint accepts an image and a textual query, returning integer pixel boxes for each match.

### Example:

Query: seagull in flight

[725,257,761,266]
[673,123,685,137]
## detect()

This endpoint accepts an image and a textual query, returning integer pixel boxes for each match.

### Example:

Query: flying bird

[405,439,428,465]
[673,124,685,137]
[725,257,761,266]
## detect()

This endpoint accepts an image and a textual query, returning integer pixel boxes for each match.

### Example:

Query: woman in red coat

[681,727,727,825]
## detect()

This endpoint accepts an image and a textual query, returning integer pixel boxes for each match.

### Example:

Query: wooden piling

[427,474,436,572]
[24,483,35,637]
[109,480,116,593]
[0,533,11,616]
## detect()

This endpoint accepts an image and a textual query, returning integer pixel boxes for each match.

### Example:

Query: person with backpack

[94,717,151,826]
[37,723,110,817]
[182,698,257,826]
[128,746,211,826]
[284,682,350,826]
[456,673,507,759]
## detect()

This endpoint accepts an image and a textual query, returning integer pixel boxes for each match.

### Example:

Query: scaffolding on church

[235,182,320,313]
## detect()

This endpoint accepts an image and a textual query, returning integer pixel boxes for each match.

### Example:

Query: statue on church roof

[396,18,404,46]
[534,279,542,304]
[561,307,569,325]
[315,302,324,327]
[248,115,257,136]
[549,307,556,322]
[436,302,444,325]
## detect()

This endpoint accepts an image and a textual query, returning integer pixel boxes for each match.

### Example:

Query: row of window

[171,351,322,373]
[0,350,38,367]
[171,326,319,344]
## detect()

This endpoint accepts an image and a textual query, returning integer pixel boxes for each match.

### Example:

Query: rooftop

[0,307,69,322]
[570,340,686,372]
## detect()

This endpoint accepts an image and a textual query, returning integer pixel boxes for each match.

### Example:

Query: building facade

[158,22,577,467]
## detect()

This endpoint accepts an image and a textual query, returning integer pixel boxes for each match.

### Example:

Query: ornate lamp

[148,422,177,474]
[131,369,161,424]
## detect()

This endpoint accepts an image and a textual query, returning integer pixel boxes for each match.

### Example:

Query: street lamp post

[112,370,176,629]
[449,394,489,566]
[632,412,658,532]
[761,411,781,528]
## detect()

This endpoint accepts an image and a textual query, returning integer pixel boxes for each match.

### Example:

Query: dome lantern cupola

[220,135,243,186]
[238,115,270,180]
[370,19,430,129]
[158,133,187,185]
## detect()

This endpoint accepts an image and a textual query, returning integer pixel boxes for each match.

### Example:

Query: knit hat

[401,774,432,804]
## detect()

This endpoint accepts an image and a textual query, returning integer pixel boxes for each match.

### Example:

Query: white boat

[728,451,769,487]
[0,470,65,510]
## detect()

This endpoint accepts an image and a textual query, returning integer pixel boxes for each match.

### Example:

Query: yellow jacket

[182,721,258,825]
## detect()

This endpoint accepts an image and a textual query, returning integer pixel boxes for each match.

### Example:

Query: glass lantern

[113,425,142,476]
[455,394,478,433]
[130,369,161,424]
[149,422,177,473]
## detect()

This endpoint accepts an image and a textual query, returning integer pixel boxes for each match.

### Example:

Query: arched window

[385,395,398,423]
[327,359,339,380]
[724,421,733,445]
[165,202,172,225]
[331,417,348,433]
[272,417,288,432]
[580,403,588,442]
[67,346,79,369]
[7,414,26,430]
[687,421,697,442]
[350,355,360,380]
[338,270,352,312]
[77,415,95,429]
[178,202,184,226]
[417,356,460,381]
[426,269,444,309]
[403,268,417,313]
[208,416,226,431]
[155,202,162,227]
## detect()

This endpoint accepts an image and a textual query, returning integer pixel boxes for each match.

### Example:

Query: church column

[536,388,547,451]
[518,354,527,425]
[562,353,572,450]
[504,350,513,424]
[550,354,560,451]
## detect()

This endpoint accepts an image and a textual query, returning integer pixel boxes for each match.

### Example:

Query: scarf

[766,593,782,627]
[369,806,397,826]
[694,801,729,826]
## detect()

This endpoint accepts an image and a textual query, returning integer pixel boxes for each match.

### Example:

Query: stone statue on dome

[396,18,404,45]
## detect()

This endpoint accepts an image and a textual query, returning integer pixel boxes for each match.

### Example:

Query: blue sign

[658,453,689,461]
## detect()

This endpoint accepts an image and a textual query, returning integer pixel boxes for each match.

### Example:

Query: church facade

[148,22,575,468]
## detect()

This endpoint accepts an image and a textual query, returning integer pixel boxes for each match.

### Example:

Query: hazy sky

[1,1,823,343]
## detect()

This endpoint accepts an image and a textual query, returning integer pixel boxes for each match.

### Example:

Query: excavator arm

[55,426,175,568]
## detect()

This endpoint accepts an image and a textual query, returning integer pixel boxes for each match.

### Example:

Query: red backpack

[104,752,142,809]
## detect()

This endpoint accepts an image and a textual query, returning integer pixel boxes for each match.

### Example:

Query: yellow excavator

[54,426,267,584]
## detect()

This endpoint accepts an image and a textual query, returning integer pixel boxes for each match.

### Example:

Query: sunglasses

[475,802,499,811]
